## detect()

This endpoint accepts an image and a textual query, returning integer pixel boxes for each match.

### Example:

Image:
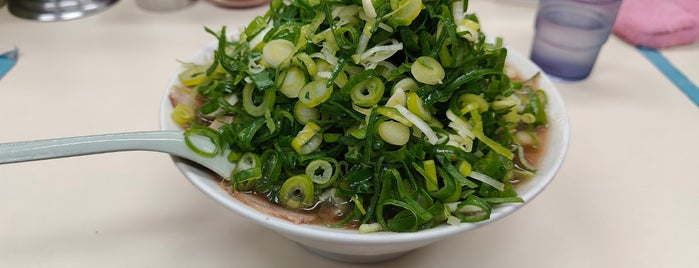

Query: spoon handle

[0,131,233,177]
[0,131,184,163]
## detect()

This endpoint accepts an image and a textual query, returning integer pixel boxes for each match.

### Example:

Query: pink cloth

[613,0,699,48]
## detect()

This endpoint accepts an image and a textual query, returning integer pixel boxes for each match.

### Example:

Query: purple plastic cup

[530,0,622,81]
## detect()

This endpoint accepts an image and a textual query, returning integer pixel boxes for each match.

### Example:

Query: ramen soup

[169,0,550,233]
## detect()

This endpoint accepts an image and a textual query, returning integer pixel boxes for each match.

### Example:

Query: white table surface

[1,0,698,267]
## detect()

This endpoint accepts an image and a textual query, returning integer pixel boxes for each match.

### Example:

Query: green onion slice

[454,195,492,223]
[305,158,339,187]
[350,77,385,107]
[231,152,263,189]
[242,84,276,117]
[184,126,221,158]
[298,80,333,108]
[279,174,315,209]
[291,122,323,155]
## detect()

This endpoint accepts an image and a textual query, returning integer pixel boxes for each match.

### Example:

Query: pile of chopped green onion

[171,0,548,232]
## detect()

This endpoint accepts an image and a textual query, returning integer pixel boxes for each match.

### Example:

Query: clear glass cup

[530,0,622,81]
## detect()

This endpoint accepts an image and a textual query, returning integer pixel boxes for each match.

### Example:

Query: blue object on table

[638,47,699,107]
[0,47,19,80]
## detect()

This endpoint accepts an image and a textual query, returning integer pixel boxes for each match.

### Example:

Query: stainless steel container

[8,0,119,21]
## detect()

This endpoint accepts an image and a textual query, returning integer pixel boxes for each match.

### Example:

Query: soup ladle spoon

[0,131,234,178]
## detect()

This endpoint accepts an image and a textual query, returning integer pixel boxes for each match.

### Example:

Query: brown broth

[511,126,549,187]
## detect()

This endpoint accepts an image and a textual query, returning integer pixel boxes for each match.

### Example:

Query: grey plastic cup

[530,0,622,81]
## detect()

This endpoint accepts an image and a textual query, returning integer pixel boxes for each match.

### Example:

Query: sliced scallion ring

[411,56,444,85]
[385,87,407,107]
[454,195,492,223]
[279,174,315,209]
[457,160,472,177]
[277,66,307,98]
[291,122,322,155]
[305,158,338,187]
[406,92,432,121]
[350,77,385,107]
[298,80,333,108]
[292,52,318,77]
[387,0,423,26]
[178,64,208,87]
[242,84,276,117]
[171,104,195,126]
[378,121,411,146]
[183,126,221,158]
[293,102,320,125]
[456,93,489,114]
[263,39,296,69]
[230,152,263,189]
[392,77,419,92]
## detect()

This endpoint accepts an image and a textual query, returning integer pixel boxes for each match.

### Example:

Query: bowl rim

[159,37,570,244]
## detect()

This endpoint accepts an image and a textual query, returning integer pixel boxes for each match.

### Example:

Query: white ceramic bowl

[159,40,570,263]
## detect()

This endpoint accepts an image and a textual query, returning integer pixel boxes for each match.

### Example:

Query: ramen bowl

[159,41,570,263]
